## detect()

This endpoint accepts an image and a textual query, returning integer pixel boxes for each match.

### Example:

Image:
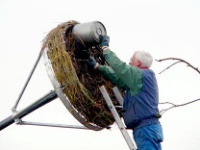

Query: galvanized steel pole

[0,90,58,131]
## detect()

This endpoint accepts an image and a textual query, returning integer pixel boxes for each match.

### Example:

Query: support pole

[12,50,43,112]
[18,121,88,130]
[0,90,58,131]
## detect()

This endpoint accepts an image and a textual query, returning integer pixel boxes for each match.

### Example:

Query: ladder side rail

[99,86,137,150]
[112,86,124,106]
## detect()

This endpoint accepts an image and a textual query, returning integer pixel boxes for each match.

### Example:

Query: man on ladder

[88,35,164,150]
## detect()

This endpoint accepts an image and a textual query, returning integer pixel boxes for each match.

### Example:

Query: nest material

[42,20,122,129]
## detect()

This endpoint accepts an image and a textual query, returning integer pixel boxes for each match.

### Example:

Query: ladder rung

[115,106,123,108]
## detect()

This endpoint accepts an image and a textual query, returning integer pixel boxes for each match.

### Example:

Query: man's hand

[100,35,110,50]
[87,56,99,69]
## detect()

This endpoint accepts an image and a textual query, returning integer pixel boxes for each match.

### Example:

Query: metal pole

[18,121,89,130]
[0,90,58,131]
[12,50,43,112]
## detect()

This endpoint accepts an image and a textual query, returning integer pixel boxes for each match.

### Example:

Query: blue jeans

[133,124,163,150]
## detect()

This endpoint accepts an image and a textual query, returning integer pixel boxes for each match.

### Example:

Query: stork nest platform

[42,20,123,130]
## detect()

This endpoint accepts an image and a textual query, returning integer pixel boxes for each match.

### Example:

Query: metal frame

[42,49,103,131]
[0,90,90,131]
[0,48,98,131]
[16,120,88,130]
[0,90,57,131]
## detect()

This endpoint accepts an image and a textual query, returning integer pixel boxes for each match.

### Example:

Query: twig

[156,57,200,115]
[159,98,200,115]
[158,61,181,74]
[155,57,200,74]
[159,102,177,107]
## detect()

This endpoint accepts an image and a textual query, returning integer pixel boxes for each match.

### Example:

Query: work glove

[100,35,110,49]
[87,56,99,69]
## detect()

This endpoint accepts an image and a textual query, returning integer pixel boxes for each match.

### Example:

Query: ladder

[99,86,137,150]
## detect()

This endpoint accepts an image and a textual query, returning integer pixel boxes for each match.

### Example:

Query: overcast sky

[1,0,200,150]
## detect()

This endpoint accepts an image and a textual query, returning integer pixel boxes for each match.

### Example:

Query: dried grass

[42,20,122,128]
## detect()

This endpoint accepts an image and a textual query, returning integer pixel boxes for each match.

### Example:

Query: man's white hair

[134,50,153,68]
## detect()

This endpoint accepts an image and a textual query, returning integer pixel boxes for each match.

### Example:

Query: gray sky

[1,0,200,149]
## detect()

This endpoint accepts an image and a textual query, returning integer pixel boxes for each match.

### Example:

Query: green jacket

[99,49,143,96]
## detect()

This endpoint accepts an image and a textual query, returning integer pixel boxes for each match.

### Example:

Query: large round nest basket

[42,20,123,131]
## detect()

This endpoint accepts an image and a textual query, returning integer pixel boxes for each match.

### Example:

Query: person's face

[129,54,141,67]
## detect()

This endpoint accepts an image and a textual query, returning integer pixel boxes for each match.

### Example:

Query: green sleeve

[103,49,143,96]
[98,65,125,89]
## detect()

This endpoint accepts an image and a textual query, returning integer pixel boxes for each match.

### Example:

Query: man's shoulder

[141,69,155,76]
